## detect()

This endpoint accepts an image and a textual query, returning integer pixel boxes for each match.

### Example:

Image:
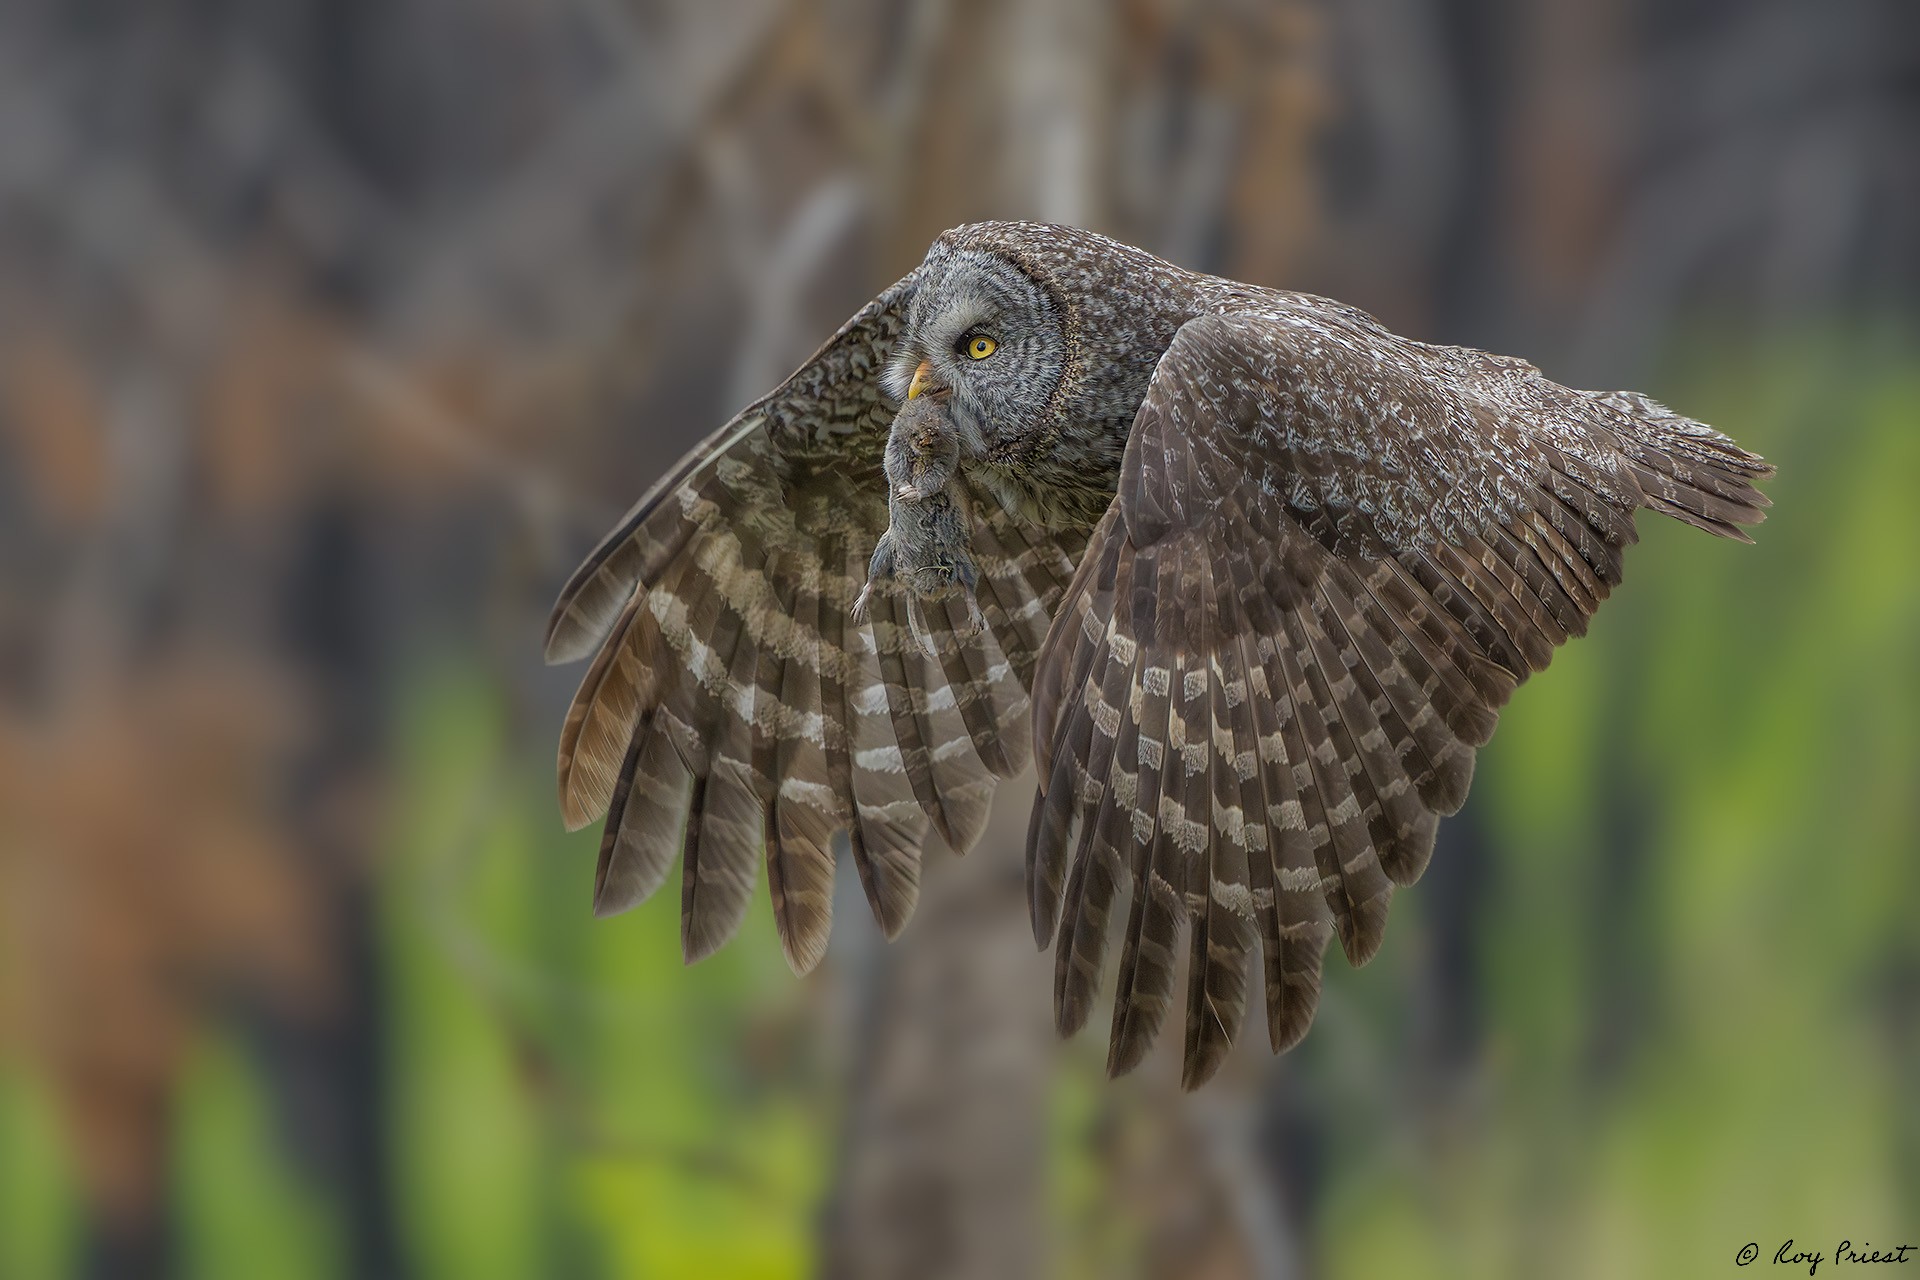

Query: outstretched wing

[1029,308,1772,1088]
[549,277,1085,975]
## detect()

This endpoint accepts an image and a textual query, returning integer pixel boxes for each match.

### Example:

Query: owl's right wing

[548,276,1085,975]
[1027,308,1772,1088]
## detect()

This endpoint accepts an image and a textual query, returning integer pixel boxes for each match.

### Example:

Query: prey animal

[547,221,1773,1088]
[853,392,984,647]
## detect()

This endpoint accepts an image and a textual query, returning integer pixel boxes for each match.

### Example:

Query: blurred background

[1,0,1916,1277]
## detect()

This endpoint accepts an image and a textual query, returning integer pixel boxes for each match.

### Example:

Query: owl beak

[906,359,938,401]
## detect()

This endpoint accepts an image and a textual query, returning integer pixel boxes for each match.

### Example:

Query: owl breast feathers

[546,221,1773,1089]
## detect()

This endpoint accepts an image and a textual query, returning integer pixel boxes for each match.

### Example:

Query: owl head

[881,242,1071,464]
[880,223,1199,533]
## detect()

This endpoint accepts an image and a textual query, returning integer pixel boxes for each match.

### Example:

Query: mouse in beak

[852,391,984,648]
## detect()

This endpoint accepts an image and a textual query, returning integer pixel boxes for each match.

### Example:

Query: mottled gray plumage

[548,221,1773,1087]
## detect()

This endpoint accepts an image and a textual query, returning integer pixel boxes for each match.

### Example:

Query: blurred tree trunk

[819,790,1054,1280]
[820,6,1094,1273]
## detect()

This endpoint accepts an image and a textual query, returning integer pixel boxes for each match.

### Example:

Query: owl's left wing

[549,278,1084,976]
[1028,308,1771,1088]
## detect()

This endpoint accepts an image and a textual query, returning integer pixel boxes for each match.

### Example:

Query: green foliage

[0,1067,79,1280]
[173,1037,340,1280]
[377,669,830,1279]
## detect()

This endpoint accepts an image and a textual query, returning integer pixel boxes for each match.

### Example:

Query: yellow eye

[966,335,998,360]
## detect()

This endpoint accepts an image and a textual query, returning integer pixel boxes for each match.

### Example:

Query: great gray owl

[547,221,1772,1088]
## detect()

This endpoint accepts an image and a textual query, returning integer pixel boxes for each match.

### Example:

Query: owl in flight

[548,222,1772,1088]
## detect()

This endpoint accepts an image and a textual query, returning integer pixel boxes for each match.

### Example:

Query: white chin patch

[881,353,919,403]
